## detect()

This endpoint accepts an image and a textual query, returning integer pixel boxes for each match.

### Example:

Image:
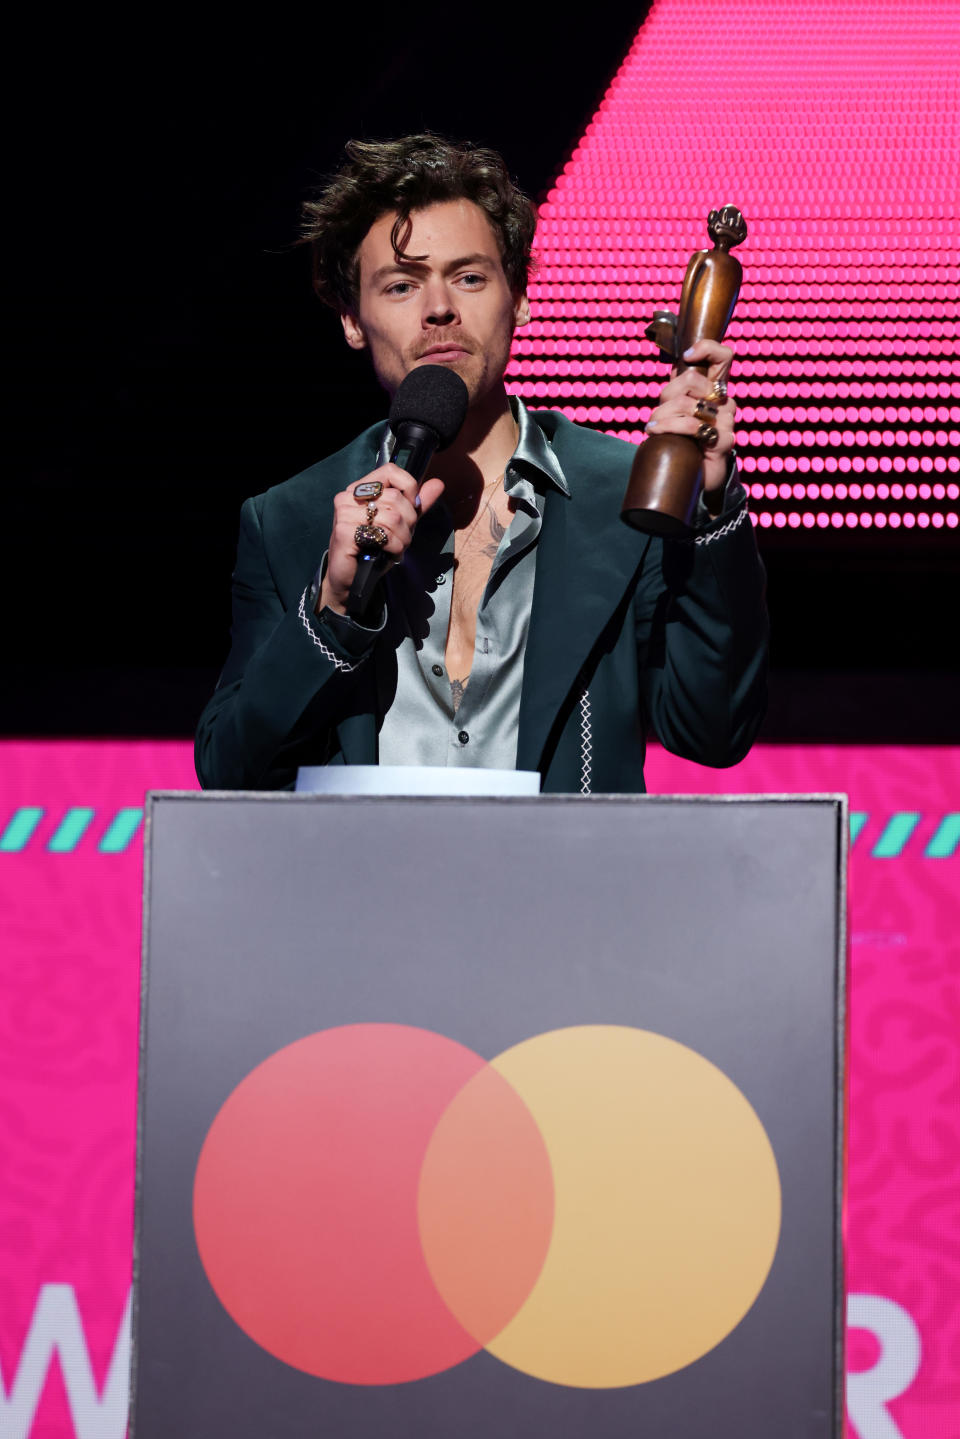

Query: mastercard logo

[193,1023,781,1388]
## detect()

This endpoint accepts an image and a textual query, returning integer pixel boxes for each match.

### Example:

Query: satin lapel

[517,428,650,773]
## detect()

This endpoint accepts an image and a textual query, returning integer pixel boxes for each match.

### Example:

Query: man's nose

[423,281,458,326]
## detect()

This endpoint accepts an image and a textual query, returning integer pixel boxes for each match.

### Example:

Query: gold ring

[707,380,728,405]
[354,523,388,552]
[696,423,720,449]
[353,480,384,501]
[694,400,719,421]
[365,500,378,523]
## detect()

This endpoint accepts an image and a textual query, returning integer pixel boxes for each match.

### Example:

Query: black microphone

[347,365,469,621]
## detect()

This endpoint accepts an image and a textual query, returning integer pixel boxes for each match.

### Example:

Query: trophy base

[621,507,694,539]
[620,434,703,538]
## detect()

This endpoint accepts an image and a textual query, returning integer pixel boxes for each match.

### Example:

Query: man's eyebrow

[367,253,499,286]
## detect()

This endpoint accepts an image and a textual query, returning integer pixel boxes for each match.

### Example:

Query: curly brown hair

[301,134,537,314]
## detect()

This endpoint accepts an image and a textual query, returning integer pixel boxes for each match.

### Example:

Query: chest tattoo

[480,508,507,560]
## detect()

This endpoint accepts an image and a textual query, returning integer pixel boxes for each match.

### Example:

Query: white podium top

[294,765,541,797]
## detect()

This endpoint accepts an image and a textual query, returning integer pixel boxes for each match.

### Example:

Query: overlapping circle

[193,1023,781,1387]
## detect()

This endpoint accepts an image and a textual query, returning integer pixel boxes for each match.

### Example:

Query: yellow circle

[481,1026,781,1387]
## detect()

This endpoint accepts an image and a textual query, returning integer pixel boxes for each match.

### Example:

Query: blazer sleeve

[633,495,769,767]
[194,495,378,790]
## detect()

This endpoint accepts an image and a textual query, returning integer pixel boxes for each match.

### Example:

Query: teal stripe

[925,813,960,859]
[47,808,96,853]
[98,807,143,853]
[0,807,45,852]
[849,812,868,845]
[871,812,921,858]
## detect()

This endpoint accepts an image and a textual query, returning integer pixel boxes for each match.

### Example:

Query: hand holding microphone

[318,462,440,616]
[318,365,469,621]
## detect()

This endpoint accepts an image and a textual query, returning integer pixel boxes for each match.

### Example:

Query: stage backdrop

[514,0,960,532]
[0,740,956,1438]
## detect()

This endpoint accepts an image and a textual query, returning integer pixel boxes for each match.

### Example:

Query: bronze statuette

[621,205,747,537]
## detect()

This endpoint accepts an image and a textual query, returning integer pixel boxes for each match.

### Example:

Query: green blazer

[195,412,768,792]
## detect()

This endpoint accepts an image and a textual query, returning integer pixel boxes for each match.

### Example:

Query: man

[195,135,767,792]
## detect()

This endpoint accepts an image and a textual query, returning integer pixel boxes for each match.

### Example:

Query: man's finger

[380,462,426,502]
[645,412,734,447]
[350,463,420,507]
[682,339,734,372]
[649,393,734,429]
[681,342,734,390]
[659,369,717,404]
[417,478,446,516]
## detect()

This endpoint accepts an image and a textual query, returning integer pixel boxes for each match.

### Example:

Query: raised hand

[319,464,445,615]
[645,338,736,498]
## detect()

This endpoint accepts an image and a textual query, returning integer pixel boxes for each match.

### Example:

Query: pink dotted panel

[644,744,960,1439]
[0,743,199,1439]
[506,0,960,531]
[1,742,957,1437]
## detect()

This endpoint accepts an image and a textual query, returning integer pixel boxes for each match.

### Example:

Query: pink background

[1,741,957,1437]
[510,0,960,530]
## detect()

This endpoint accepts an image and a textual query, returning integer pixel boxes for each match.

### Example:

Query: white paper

[295,765,541,797]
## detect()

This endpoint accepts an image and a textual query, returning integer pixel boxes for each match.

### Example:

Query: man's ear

[341,311,367,351]
[514,294,531,327]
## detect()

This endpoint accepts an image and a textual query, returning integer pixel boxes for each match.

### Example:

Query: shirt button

[432,664,443,677]
[436,573,446,586]
[458,731,469,745]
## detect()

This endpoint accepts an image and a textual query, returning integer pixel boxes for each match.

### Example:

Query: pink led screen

[508,0,960,534]
[1,739,958,1438]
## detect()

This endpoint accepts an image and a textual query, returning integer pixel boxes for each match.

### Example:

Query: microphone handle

[389,420,441,484]
[346,421,440,621]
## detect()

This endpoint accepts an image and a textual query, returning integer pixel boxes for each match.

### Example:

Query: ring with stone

[695,422,720,449]
[354,523,388,552]
[694,399,719,421]
[353,480,384,501]
[365,499,378,523]
[707,379,728,405]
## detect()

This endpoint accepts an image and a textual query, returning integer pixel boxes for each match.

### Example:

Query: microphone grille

[389,365,469,451]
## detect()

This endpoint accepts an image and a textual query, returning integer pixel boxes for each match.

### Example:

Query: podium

[132,793,845,1438]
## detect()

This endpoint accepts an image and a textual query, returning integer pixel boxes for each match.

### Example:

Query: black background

[6,3,956,740]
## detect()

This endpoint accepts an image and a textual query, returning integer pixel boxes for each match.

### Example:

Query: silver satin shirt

[376,397,570,769]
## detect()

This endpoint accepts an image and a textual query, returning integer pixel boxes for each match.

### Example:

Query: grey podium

[133,792,846,1438]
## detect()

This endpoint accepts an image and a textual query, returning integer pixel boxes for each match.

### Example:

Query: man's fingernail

[683,346,697,360]
[414,495,422,511]
[645,420,657,432]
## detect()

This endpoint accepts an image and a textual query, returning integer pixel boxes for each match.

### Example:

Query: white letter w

[0,1285,130,1439]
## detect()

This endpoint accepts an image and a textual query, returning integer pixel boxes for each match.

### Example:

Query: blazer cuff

[298,556,386,672]
[693,451,744,528]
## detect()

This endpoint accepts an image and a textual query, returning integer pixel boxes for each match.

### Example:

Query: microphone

[347,364,469,620]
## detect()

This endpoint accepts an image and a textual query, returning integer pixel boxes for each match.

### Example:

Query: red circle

[193,1025,553,1384]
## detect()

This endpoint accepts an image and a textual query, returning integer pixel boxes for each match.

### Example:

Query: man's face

[341,199,530,405]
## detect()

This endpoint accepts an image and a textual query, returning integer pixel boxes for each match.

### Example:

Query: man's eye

[459,273,485,287]
[386,281,414,296]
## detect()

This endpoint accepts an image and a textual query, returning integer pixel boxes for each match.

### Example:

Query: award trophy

[621,205,747,536]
